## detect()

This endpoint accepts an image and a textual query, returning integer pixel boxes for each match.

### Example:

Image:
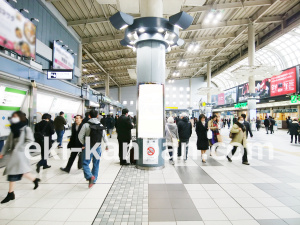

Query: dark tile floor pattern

[148,184,202,222]
[175,166,217,184]
[93,165,148,225]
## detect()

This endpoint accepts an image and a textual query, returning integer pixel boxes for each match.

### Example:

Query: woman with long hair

[0,111,41,204]
[227,116,250,165]
[208,115,219,156]
[196,114,209,163]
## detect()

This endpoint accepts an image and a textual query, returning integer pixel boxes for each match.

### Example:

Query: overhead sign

[53,41,74,70]
[0,86,27,111]
[273,108,297,113]
[270,67,297,97]
[234,102,247,108]
[47,69,73,80]
[291,95,300,104]
[0,0,36,58]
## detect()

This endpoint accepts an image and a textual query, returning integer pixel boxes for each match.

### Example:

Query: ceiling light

[207,12,214,19]
[172,80,175,83]
[109,11,134,30]
[178,61,183,67]
[216,12,222,20]
[194,45,200,52]
[204,19,210,24]
[158,28,164,33]
[169,41,174,45]
[171,33,176,38]
[183,61,187,67]
[127,33,132,38]
[87,75,94,78]
[169,11,194,30]
[168,80,171,83]
[139,27,145,33]
[187,45,193,52]
[83,68,87,72]
[213,19,218,24]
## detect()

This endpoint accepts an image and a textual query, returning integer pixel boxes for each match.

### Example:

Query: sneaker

[88,176,95,188]
[227,156,232,162]
[242,162,250,165]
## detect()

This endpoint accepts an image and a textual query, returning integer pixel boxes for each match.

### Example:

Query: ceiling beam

[67,17,107,26]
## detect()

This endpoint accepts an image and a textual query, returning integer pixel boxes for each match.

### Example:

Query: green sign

[291,95,300,103]
[234,103,247,108]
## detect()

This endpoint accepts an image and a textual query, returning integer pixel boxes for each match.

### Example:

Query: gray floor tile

[175,167,216,184]
[170,198,196,209]
[283,218,300,225]
[165,184,186,191]
[149,198,172,209]
[148,190,169,199]
[173,208,202,221]
[267,190,291,198]
[193,157,223,167]
[148,208,175,222]
[257,219,288,225]
[148,184,167,191]
[168,190,191,199]
[277,197,300,207]
[255,183,277,190]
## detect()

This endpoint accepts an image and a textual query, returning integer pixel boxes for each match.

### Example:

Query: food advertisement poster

[0,0,36,58]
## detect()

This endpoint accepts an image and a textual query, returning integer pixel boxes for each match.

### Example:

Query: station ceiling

[46,0,300,89]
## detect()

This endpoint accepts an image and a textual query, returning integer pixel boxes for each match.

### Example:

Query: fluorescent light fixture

[109,12,134,30]
[139,27,145,33]
[213,19,218,24]
[216,12,222,20]
[207,12,214,19]
[187,45,193,52]
[179,61,183,67]
[19,9,29,14]
[83,68,87,72]
[130,101,134,105]
[186,87,190,91]
[194,45,200,52]
[204,19,210,24]
[169,11,193,30]
[123,101,127,105]
[87,75,94,78]
[158,28,164,33]
[172,80,175,83]
[127,33,132,38]
[183,61,187,67]
[30,18,39,23]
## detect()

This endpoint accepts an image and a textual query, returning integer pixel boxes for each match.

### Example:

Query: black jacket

[53,116,66,131]
[264,119,270,127]
[195,121,209,150]
[243,121,253,138]
[177,117,192,140]
[289,121,299,135]
[115,115,133,141]
[82,117,89,124]
[35,120,55,148]
[100,117,107,127]
[106,117,115,129]
[67,123,83,149]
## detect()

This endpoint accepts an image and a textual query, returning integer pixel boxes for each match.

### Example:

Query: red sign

[218,93,225,105]
[270,67,297,97]
[147,147,155,156]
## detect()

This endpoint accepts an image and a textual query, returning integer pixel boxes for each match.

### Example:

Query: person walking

[100,115,107,127]
[82,112,90,124]
[196,114,209,163]
[115,108,134,165]
[241,114,253,138]
[165,117,179,165]
[289,118,299,144]
[177,113,192,162]
[256,117,261,131]
[106,115,115,138]
[207,115,219,156]
[264,116,270,134]
[35,113,55,173]
[286,116,292,134]
[0,111,41,204]
[228,118,231,129]
[78,110,108,188]
[227,116,250,165]
[269,116,275,134]
[54,111,66,148]
[60,115,84,173]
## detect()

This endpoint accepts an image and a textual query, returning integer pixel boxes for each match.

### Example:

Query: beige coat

[208,120,218,131]
[230,124,247,148]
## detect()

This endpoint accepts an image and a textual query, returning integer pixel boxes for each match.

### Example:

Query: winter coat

[67,123,83,149]
[177,117,192,140]
[115,115,133,141]
[289,121,299,135]
[78,118,108,145]
[243,121,253,138]
[1,126,34,175]
[165,123,179,146]
[53,116,66,131]
[196,121,209,150]
[106,117,115,129]
[35,120,55,149]
[230,124,247,148]
[264,119,270,127]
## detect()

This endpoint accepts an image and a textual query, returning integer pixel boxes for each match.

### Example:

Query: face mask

[239,120,244,123]
[11,117,20,124]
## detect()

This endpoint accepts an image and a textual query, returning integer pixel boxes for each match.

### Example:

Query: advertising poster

[218,93,225,105]
[0,0,36,58]
[225,88,237,104]
[270,67,297,97]
[255,78,271,99]
[53,41,74,70]
[238,83,250,102]
[211,95,218,106]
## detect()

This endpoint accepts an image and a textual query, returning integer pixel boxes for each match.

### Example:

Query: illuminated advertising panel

[270,67,297,97]
[211,95,218,106]
[0,0,36,58]
[224,88,237,104]
[53,41,74,70]
[218,93,225,105]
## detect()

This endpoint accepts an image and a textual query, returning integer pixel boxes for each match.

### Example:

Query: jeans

[82,146,102,182]
[178,139,189,160]
[56,130,65,146]
[228,146,248,163]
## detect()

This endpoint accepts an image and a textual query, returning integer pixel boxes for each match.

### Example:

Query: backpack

[88,122,105,148]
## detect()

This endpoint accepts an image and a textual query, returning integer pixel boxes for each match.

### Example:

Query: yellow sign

[202,102,206,107]
[165,107,178,109]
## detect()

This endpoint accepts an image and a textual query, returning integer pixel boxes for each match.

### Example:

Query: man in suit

[264,116,270,134]
[115,108,134,165]
[241,114,253,138]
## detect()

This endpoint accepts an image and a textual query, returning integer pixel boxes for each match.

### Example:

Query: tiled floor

[0,128,300,225]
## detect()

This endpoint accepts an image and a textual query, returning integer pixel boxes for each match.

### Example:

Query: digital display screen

[47,70,73,80]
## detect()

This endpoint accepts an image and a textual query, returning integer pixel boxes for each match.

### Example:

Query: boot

[33,178,41,190]
[1,192,15,204]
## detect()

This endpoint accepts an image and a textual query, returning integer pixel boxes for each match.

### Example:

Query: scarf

[10,121,27,138]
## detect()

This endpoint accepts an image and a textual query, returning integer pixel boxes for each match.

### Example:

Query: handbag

[207,129,212,139]
[166,125,178,148]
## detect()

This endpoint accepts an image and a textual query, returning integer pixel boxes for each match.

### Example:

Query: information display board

[224,87,237,105]
[0,86,27,111]
[0,0,36,58]
[270,67,297,97]
[138,84,164,138]
[53,41,74,70]
[47,70,73,80]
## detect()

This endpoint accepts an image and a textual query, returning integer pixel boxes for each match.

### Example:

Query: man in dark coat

[269,116,275,134]
[106,115,115,138]
[177,113,192,161]
[289,119,299,143]
[115,108,133,165]
[100,115,107,127]
[264,116,270,134]
[35,113,55,173]
[60,115,84,173]
[286,116,292,134]
[53,111,66,148]
[241,114,253,138]
[82,112,90,124]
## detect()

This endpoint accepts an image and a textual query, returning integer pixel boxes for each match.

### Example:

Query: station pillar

[247,22,257,126]
[206,61,213,118]
[105,74,110,97]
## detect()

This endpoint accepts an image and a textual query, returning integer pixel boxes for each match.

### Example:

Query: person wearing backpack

[35,113,55,173]
[269,116,275,134]
[78,110,108,188]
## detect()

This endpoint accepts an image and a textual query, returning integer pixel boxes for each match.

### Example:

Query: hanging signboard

[255,78,271,99]
[224,87,237,104]
[47,69,73,80]
[138,84,164,138]
[273,108,297,113]
[211,95,218,106]
[270,67,297,97]
[53,41,74,70]
[0,0,36,58]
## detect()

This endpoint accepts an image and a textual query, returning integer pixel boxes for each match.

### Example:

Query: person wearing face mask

[227,116,250,165]
[196,114,209,163]
[35,113,55,173]
[0,111,41,204]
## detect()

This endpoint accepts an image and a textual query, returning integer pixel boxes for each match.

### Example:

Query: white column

[189,78,192,107]
[78,43,82,86]
[118,86,121,102]
[248,22,255,93]
[105,74,110,96]
[140,0,163,17]
[207,61,211,104]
